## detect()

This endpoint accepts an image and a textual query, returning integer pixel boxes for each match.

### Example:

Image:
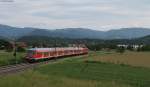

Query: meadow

[88,51,150,68]
[0,50,25,66]
[0,51,150,87]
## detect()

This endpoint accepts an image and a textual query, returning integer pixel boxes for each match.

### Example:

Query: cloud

[0,0,150,30]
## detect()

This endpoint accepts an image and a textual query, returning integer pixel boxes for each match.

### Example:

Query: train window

[50,52,53,56]
[37,52,42,55]
[27,50,35,56]
[44,52,49,57]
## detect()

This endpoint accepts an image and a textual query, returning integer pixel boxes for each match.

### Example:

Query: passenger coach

[25,47,88,61]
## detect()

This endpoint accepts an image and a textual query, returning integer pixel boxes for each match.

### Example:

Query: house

[117,44,144,50]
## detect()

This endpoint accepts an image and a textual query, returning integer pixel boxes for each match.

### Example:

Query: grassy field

[88,51,150,68]
[0,51,150,87]
[0,50,25,66]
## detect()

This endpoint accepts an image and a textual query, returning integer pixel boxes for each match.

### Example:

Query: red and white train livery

[26,47,88,61]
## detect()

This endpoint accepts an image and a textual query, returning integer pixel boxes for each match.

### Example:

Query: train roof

[27,47,84,52]
[28,48,55,51]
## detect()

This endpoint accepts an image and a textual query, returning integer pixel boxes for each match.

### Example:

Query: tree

[137,45,150,51]
[0,39,13,51]
[116,46,125,54]
[127,45,134,51]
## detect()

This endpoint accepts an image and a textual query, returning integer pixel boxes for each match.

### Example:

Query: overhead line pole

[13,37,17,65]
[55,38,57,58]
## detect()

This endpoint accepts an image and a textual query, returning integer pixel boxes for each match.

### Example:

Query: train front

[25,48,37,62]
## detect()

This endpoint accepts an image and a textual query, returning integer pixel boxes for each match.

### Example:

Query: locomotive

[25,47,88,61]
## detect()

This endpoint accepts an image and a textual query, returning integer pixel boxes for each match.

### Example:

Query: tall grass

[0,71,132,87]
[91,51,150,68]
[0,51,25,66]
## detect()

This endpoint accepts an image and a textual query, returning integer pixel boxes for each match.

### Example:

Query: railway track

[0,54,87,76]
[0,60,54,76]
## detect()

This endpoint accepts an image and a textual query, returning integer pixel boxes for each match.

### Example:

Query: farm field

[0,51,150,87]
[0,50,25,66]
[88,51,150,68]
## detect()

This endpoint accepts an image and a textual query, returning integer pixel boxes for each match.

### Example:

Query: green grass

[0,50,25,66]
[0,71,132,87]
[0,51,150,87]
[36,61,150,87]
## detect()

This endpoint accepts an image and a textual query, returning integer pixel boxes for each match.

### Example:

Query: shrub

[17,46,26,52]
[116,46,125,54]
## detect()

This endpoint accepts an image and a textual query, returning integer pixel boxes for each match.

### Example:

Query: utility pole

[55,38,57,58]
[13,38,17,64]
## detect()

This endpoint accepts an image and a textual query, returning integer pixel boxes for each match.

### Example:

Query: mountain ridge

[0,24,150,39]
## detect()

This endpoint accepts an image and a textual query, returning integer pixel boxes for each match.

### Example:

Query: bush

[138,45,150,51]
[116,46,125,54]
[127,45,134,51]
[17,46,26,52]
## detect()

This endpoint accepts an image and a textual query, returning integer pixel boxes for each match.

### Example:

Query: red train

[25,47,88,61]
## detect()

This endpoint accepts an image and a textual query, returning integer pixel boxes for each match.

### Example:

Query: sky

[0,0,150,31]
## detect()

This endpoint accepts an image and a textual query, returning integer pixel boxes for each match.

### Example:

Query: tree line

[1,35,150,52]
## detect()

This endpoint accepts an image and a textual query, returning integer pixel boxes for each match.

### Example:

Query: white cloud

[0,0,150,30]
